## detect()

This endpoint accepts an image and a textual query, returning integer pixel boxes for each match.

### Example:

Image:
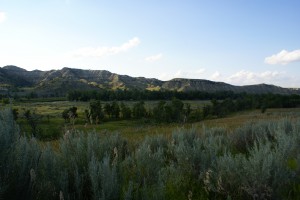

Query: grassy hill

[1,65,299,96]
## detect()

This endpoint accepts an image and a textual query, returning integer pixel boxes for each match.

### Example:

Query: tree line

[66,89,300,106]
[66,89,243,101]
[62,93,300,125]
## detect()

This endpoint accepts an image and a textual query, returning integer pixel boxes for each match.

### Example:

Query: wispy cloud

[174,69,206,79]
[0,12,6,23]
[71,37,140,58]
[159,69,206,80]
[208,70,300,87]
[211,71,221,80]
[265,49,300,65]
[226,70,285,85]
[145,53,163,62]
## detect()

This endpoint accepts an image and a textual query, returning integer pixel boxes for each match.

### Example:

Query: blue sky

[1,0,300,87]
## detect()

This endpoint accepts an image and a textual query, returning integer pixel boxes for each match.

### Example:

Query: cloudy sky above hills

[1,0,300,87]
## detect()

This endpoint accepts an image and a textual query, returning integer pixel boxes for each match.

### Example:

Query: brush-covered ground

[1,106,300,199]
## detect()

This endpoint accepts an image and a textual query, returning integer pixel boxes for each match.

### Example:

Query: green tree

[152,99,185,123]
[104,103,113,119]
[152,101,167,122]
[202,105,212,119]
[23,109,42,137]
[132,101,147,119]
[170,98,184,122]
[89,100,104,124]
[183,103,191,122]
[111,101,120,119]
[62,107,78,123]
[120,102,131,119]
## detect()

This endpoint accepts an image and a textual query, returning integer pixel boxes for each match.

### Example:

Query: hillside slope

[0,65,299,96]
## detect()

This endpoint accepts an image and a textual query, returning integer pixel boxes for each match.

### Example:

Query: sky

[1,0,300,87]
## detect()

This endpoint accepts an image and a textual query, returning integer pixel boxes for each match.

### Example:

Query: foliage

[132,101,147,119]
[88,100,104,124]
[1,98,9,105]
[67,89,300,109]
[12,108,18,120]
[104,101,120,119]
[23,109,43,137]
[1,108,300,199]
[152,98,187,123]
[120,102,131,119]
[62,106,78,123]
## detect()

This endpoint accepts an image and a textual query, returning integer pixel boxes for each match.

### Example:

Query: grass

[11,100,300,143]
[11,100,209,142]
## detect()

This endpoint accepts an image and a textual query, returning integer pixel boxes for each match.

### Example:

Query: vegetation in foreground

[1,108,300,199]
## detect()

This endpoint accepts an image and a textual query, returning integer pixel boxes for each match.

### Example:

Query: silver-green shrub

[205,118,300,199]
[1,107,300,199]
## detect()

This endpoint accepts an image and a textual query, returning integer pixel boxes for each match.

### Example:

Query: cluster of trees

[62,99,191,125]
[152,99,191,123]
[82,100,148,124]
[201,94,300,119]
[2,108,300,199]
[67,89,244,101]
[67,89,300,105]
[63,93,300,125]
[62,107,78,123]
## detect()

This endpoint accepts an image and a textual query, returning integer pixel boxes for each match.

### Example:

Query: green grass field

[11,100,300,143]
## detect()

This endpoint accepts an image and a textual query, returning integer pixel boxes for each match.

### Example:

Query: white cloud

[0,12,6,23]
[206,70,296,87]
[226,70,285,85]
[196,68,206,74]
[71,37,140,58]
[145,53,163,62]
[265,49,300,65]
[159,69,206,80]
[175,69,206,79]
[211,71,221,80]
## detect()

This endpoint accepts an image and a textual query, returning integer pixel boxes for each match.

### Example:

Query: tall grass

[1,108,300,199]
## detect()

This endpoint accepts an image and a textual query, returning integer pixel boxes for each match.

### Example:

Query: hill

[0,65,299,96]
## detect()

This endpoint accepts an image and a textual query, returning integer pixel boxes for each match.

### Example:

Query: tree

[120,102,131,119]
[132,101,147,119]
[183,103,191,123]
[23,109,42,137]
[89,100,104,124]
[111,101,120,119]
[62,107,78,123]
[62,109,69,122]
[104,103,113,119]
[170,98,184,122]
[202,105,212,119]
[152,99,185,123]
[152,101,166,122]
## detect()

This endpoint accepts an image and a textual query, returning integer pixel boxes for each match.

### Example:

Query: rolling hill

[0,65,299,96]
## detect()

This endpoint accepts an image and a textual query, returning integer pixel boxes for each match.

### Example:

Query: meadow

[1,105,300,199]
[12,100,209,141]
[12,99,300,142]
[1,98,300,199]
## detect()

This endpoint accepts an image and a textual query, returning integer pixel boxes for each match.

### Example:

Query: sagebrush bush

[1,108,300,199]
